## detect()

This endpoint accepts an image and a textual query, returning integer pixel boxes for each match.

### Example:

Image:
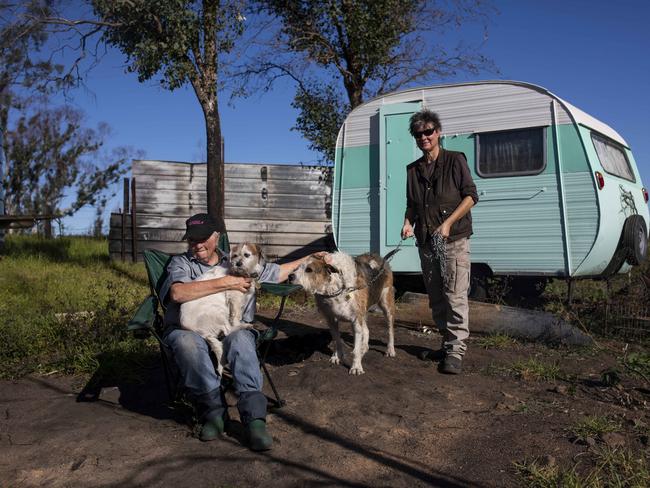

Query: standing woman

[401,110,479,374]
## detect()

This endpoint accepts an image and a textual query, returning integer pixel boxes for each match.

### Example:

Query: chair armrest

[256,283,302,344]
[127,295,158,334]
[259,282,302,297]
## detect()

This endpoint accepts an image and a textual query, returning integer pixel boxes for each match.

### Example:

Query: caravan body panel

[333,81,648,278]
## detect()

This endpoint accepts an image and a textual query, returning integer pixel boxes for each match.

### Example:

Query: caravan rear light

[643,187,649,203]
[595,171,605,190]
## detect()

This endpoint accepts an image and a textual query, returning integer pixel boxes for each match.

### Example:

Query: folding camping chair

[127,233,301,408]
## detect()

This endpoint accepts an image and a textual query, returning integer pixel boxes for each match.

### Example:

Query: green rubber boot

[246,419,273,451]
[199,414,225,442]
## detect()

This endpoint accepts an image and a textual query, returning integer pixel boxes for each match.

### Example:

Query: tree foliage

[0,0,66,130]
[243,0,497,162]
[0,2,135,236]
[92,0,247,219]
[3,106,129,237]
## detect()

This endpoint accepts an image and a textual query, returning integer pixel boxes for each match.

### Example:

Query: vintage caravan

[332,81,649,295]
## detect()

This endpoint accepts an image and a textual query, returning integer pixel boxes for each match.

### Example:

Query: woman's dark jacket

[404,148,479,244]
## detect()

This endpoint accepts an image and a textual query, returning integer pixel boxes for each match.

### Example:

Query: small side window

[591,132,635,182]
[476,127,546,177]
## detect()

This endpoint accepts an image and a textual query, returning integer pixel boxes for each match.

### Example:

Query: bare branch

[33,16,122,29]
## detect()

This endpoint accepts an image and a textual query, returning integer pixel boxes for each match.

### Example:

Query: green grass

[516,447,650,488]
[482,358,564,382]
[515,458,582,487]
[475,333,518,350]
[622,352,650,381]
[256,288,315,312]
[509,358,564,382]
[569,415,622,444]
[0,235,152,380]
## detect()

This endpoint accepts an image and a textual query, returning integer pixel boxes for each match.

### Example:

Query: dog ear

[325,264,339,275]
[257,244,266,264]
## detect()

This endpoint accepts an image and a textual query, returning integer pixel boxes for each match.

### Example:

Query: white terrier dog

[179,243,265,374]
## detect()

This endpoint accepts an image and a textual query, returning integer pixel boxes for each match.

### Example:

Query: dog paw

[349,366,365,375]
[329,356,340,365]
[385,348,396,358]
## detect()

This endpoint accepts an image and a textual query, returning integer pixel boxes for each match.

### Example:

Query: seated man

[159,213,319,451]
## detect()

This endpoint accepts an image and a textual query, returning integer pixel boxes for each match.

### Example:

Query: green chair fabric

[127,237,299,407]
[260,283,302,296]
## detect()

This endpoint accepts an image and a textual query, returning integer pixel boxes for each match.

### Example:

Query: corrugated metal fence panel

[0,128,5,251]
[110,161,334,262]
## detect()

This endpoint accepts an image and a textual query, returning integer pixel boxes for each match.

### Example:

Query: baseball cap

[181,213,226,241]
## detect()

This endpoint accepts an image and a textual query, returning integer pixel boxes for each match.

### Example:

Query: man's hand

[401,222,414,239]
[222,275,252,293]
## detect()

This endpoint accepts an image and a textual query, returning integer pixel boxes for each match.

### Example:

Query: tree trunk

[205,107,224,220]
[43,203,53,238]
[343,77,364,109]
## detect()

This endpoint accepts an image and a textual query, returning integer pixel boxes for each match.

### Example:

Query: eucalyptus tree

[92,0,247,219]
[4,106,131,237]
[0,0,65,135]
[241,0,497,163]
[1,1,131,236]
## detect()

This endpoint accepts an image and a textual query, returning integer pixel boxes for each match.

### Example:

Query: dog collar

[316,286,358,299]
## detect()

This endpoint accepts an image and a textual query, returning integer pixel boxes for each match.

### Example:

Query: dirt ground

[1,297,649,488]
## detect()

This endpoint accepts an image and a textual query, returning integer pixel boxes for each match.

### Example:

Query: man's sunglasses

[413,127,437,139]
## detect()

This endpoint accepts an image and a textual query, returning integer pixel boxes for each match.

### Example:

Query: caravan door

[380,102,421,272]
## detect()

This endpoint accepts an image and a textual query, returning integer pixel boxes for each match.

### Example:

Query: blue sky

[54,0,650,233]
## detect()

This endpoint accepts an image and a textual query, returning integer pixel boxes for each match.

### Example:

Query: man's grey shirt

[160,251,281,330]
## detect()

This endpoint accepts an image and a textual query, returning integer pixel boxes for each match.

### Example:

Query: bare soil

[2,299,649,487]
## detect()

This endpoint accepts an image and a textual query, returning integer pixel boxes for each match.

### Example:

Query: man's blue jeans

[163,328,267,425]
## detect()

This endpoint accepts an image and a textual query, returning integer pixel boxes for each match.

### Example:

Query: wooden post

[605,278,612,334]
[131,177,137,262]
[121,177,130,262]
[567,278,574,306]
[221,136,225,218]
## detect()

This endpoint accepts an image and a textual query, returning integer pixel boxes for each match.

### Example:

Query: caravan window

[476,127,545,177]
[591,132,635,182]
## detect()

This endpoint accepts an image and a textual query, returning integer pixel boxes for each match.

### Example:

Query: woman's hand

[435,221,451,239]
[401,222,414,239]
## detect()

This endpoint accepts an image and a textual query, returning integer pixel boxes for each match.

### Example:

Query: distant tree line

[1,0,497,233]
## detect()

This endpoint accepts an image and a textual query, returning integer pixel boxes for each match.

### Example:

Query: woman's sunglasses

[413,128,437,139]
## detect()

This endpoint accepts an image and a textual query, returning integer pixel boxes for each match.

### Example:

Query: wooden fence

[109,160,334,262]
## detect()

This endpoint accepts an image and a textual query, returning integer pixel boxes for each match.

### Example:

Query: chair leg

[259,295,289,408]
[262,359,286,408]
[159,343,177,401]
[152,329,179,402]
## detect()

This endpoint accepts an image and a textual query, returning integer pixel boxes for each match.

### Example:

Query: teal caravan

[332,81,649,295]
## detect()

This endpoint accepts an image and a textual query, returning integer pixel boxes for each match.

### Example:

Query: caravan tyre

[623,215,648,266]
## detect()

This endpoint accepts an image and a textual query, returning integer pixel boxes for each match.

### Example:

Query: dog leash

[316,237,412,299]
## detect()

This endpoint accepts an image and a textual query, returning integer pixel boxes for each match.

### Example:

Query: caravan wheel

[623,215,648,266]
